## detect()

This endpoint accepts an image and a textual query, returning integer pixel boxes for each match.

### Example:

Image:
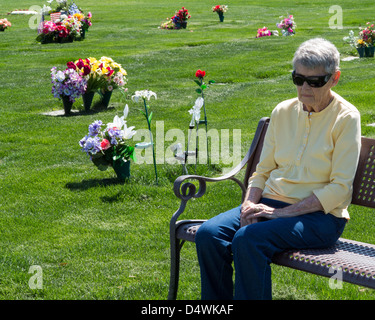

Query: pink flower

[100,139,111,150]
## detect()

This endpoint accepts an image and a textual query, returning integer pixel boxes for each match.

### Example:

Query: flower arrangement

[131,90,159,184]
[67,56,127,93]
[256,26,278,38]
[159,18,175,30]
[0,18,11,31]
[175,7,191,22]
[343,24,375,58]
[79,105,136,179]
[276,15,295,36]
[51,67,87,102]
[344,24,375,48]
[212,5,228,14]
[359,22,375,47]
[36,5,92,43]
[343,30,363,48]
[159,7,190,30]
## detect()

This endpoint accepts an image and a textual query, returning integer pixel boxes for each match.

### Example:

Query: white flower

[131,90,157,103]
[56,71,65,82]
[106,104,136,140]
[122,123,136,140]
[107,115,124,130]
[188,97,204,125]
[122,104,129,120]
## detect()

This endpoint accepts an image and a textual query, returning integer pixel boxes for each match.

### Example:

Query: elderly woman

[195,38,361,300]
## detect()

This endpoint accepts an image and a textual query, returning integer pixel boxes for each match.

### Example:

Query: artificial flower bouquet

[0,18,11,31]
[276,15,295,36]
[172,7,191,29]
[51,66,87,102]
[79,106,136,176]
[343,30,364,48]
[212,5,228,13]
[175,7,191,22]
[36,1,92,43]
[359,22,375,47]
[67,56,127,93]
[212,5,227,22]
[344,23,375,58]
[159,7,190,30]
[256,26,278,38]
[159,18,175,30]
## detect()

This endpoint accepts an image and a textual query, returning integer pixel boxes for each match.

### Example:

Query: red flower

[56,25,68,38]
[106,67,114,77]
[100,139,111,150]
[195,69,206,78]
[76,59,85,69]
[82,65,91,76]
[67,61,76,69]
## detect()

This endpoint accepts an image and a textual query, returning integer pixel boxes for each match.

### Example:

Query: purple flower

[51,67,87,103]
[80,136,102,155]
[88,120,103,137]
[105,127,122,145]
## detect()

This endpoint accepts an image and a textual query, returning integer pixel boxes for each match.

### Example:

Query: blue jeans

[195,198,346,300]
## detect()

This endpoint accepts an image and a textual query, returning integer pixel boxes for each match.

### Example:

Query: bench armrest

[171,117,269,223]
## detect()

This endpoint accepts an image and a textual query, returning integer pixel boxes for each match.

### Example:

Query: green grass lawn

[1,0,375,300]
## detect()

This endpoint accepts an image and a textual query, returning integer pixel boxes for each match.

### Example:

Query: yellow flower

[73,13,84,21]
[100,56,114,63]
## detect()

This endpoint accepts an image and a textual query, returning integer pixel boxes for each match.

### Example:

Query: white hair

[293,38,340,74]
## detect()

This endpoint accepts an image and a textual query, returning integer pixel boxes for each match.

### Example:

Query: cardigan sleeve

[247,108,278,190]
[312,110,361,213]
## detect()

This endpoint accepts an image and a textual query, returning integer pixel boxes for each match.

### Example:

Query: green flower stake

[192,70,215,167]
[132,90,158,185]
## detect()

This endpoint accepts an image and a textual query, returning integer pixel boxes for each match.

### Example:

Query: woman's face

[294,64,340,112]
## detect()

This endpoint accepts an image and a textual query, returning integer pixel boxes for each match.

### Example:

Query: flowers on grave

[212,5,228,13]
[131,90,159,184]
[212,5,227,22]
[343,30,363,48]
[276,15,295,36]
[51,66,87,102]
[256,26,278,38]
[359,22,375,47]
[79,105,136,171]
[344,24,375,49]
[0,18,11,30]
[159,18,175,30]
[67,56,127,93]
[159,7,190,30]
[36,7,92,43]
[175,7,191,22]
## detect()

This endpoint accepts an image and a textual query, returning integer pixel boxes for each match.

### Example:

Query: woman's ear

[331,70,341,87]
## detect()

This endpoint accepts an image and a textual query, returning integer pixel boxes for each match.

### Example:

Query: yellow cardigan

[248,92,361,219]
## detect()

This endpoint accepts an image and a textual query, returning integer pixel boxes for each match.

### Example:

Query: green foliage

[1,0,375,300]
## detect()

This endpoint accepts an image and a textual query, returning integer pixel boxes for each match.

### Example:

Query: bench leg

[168,237,183,300]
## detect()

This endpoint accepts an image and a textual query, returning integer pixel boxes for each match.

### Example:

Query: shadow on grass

[65,177,125,190]
[42,103,116,117]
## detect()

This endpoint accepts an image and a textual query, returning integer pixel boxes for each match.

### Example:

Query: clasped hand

[240,200,279,227]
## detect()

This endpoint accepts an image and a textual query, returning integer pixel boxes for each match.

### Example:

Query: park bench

[168,117,375,300]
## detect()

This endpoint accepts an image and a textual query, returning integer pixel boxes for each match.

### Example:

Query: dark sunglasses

[292,71,332,88]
